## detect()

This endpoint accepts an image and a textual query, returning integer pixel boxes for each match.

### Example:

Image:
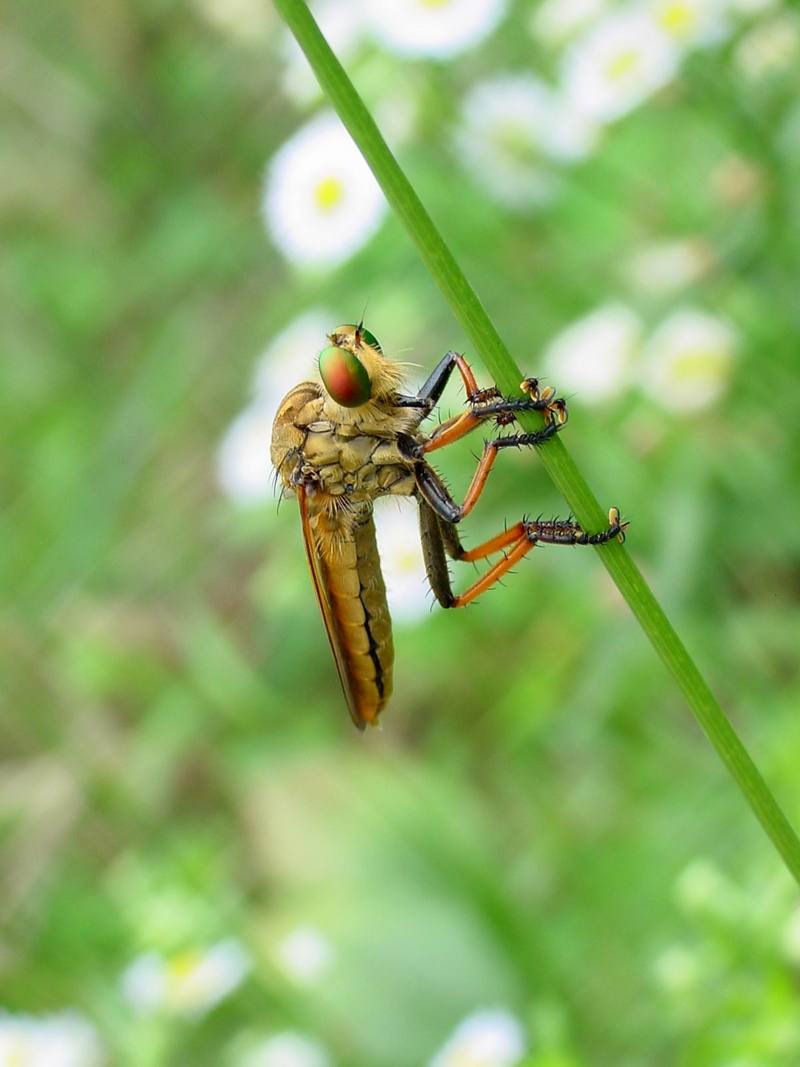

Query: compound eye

[319,345,372,407]
[332,323,383,353]
[359,327,382,353]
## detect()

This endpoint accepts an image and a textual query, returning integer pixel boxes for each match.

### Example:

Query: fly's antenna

[356,295,371,341]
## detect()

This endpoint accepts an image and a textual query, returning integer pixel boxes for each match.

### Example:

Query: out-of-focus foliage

[2,0,800,1064]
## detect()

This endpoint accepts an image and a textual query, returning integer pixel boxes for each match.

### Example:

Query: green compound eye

[319,345,372,407]
[359,327,382,353]
[333,323,383,353]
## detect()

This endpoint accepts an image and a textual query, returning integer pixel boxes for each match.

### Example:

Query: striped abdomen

[309,509,394,728]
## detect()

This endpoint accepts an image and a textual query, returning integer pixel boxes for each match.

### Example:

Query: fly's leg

[418,500,627,608]
[396,351,566,433]
[402,425,567,524]
[393,350,480,412]
[423,368,568,453]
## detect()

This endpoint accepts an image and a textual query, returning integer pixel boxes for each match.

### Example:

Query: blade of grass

[274,0,800,886]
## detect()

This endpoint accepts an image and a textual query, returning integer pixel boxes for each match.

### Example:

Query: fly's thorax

[270,382,326,487]
[271,374,419,508]
[318,391,419,437]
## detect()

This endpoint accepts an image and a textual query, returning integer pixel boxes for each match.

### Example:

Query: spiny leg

[394,350,480,411]
[395,350,567,435]
[418,503,628,609]
[423,378,568,455]
[405,424,567,525]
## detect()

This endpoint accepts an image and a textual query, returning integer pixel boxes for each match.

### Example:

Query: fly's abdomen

[323,515,394,726]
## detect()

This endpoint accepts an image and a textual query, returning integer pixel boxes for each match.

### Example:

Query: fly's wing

[297,484,364,730]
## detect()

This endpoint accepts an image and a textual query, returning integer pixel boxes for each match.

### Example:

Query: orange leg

[450,533,534,608]
[451,352,480,398]
[449,508,627,607]
[414,424,562,525]
[418,503,629,609]
[424,411,484,453]
[457,521,528,562]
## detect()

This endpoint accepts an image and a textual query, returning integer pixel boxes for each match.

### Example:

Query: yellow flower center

[394,549,419,574]
[419,0,450,8]
[314,176,344,212]
[167,950,202,982]
[446,1050,483,1067]
[607,49,640,81]
[671,350,727,382]
[660,2,696,36]
[7,1046,29,1067]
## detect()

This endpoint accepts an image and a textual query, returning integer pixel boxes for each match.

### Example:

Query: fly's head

[318,323,403,415]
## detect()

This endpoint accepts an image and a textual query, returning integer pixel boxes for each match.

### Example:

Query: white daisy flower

[543,303,642,405]
[0,1011,104,1067]
[121,939,250,1018]
[734,13,800,79]
[783,907,800,966]
[530,0,609,49]
[646,0,731,49]
[366,0,507,59]
[374,497,430,624]
[240,1032,332,1067]
[217,310,334,505]
[275,925,333,985]
[263,113,387,268]
[429,1008,526,1067]
[639,308,738,413]
[192,0,273,41]
[281,1,366,104]
[562,9,680,123]
[454,74,598,208]
[252,310,336,405]
[217,402,281,505]
[626,238,713,295]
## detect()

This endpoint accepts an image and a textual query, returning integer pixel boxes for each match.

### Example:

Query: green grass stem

[274,0,800,886]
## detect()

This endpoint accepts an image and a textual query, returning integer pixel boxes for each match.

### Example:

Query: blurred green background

[2,0,800,1064]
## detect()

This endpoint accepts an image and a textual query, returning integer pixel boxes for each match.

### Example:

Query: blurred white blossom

[281,1,366,103]
[646,0,730,48]
[454,74,597,207]
[530,0,608,48]
[563,9,679,123]
[0,1011,104,1067]
[121,939,250,1018]
[374,498,430,624]
[674,857,741,920]
[252,310,335,405]
[653,944,702,995]
[543,303,642,404]
[217,310,334,505]
[263,113,386,268]
[627,238,713,295]
[192,0,274,40]
[240,1032,332,1067]
[217,403,280,505]
[275,926,333,984]
[639,308,738,413]
[429,1008,526,1067]
[734,12,800,79]
[366,0,507,59]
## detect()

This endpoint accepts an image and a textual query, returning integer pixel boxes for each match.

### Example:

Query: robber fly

[271,322,627,730]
